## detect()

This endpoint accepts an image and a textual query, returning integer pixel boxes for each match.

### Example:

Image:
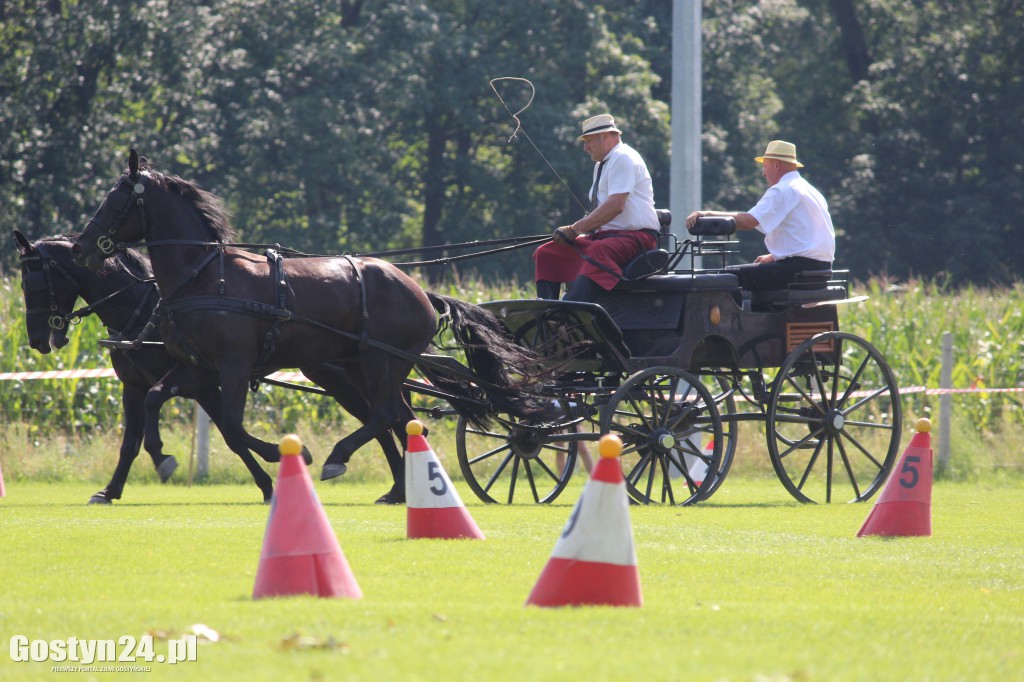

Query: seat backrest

[656,209,672,233]
[617,209,673,282]
[689,216,736,236]
[621,249,670,281]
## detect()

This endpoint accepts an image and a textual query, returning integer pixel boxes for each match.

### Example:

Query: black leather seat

[621,248,670,280]
[616,272,740,293]
[749,270,838,309]
[619,209,673,281]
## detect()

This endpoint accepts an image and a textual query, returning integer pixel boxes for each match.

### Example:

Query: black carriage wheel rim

[766,332,902,504]
[600,367,723,506]
[456,413,578,505]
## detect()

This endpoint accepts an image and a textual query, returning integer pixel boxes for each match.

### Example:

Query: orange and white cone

[858,418,933,538]
[526,434,642,608]
[680,438,713,487]
[253,434,363,599]
[405,420,484,540]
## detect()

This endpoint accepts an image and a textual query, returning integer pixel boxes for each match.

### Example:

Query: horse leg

[188,374,315,465]
[143,363,274,502]
[212,366,276,503]
[144,362,311,465]
[302,365,407,504]
[89,385,154,504]
[312,358,414,502]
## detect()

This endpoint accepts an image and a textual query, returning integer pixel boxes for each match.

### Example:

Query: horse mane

[137,159,236,243]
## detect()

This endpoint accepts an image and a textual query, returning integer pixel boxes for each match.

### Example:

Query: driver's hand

[553,225,578,244]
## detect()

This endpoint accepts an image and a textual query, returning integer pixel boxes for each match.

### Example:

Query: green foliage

[6,1,1020,285]
[846,277,1024,433]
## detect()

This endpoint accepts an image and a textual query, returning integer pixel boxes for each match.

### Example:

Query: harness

[154,247,373,373]
[20,242,156,338]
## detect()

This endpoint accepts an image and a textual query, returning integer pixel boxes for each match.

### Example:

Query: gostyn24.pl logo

[10,634,198,666]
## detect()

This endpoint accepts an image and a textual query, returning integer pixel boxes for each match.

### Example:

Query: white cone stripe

[677,441,711,481]
[405,448,468,509]
[548,479,637,566]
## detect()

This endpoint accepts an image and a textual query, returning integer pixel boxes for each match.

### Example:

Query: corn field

[2,271,1023,477]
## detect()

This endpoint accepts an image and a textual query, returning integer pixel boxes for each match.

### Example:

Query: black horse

[72,150,541,500]
[14,230,302,503]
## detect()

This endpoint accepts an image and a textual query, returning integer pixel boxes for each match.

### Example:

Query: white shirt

[591,142,659,232]
[748,171,835,261]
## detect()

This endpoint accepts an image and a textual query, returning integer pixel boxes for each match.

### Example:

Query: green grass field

[1,474,1021,682]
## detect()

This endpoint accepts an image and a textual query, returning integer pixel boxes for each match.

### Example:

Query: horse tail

[420,293,545,429]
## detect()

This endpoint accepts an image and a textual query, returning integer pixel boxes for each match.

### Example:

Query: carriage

[446,213,902,507]
[58,149,900,507]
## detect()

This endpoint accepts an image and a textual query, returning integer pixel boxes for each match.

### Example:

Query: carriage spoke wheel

[512,309,592,366]
[600,367,723,506]
[697,373,739,498]
[456,412,577,504]
[767,331,902,503]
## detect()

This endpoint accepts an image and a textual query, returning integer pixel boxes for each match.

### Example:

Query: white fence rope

[4,331,1020,473]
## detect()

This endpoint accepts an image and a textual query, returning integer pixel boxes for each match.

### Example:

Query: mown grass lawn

[1,476,1022,682]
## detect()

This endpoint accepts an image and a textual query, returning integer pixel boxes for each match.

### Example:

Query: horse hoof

[88,494,113,505]
[320,462,347,481]
[156,456,178,483]
[375,491,406,505]
[301,446,313,466]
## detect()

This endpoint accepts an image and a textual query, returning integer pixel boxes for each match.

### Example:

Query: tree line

[2,0,1021,284]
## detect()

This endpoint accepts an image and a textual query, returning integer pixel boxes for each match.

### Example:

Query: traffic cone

[253,434,362,599]
[405,420,484,540]
[681,438,713,487]
[526,434,642,608]
[857,418,933,538]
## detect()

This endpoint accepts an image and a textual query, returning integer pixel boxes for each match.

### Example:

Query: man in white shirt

[685,140,835,291]
[534,114,661,301]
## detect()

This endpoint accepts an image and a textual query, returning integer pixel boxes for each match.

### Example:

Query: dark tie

[590,160,606,211]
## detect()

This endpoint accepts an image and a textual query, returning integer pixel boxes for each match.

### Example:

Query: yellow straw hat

[755,140,804,167]
[578,114,623,140]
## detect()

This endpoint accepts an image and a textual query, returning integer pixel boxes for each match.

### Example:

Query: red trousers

[533,230,657,291]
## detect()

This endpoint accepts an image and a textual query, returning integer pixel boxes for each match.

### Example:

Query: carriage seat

[748,270,842,309]
[615,272,740,293]
[619,208,673,281]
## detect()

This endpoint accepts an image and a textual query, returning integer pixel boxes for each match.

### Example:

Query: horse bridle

[20,242,80,331]
[21,241,155,334]
[86,173,150,256]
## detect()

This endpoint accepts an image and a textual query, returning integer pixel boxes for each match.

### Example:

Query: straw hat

[578,114,623,140]
[755,140,804,167]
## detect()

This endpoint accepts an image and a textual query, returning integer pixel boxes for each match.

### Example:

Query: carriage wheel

[697,373,739,497]
[600,367,723,506]
[511,309,592,366]
[767,331,902,503]
[456,412,578,504]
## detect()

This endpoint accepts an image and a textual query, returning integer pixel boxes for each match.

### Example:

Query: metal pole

[938,331,952,471]
[671,0,702,264]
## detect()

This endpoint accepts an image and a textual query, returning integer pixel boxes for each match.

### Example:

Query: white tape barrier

[0,369,310,382]
[0,371,1018,396]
